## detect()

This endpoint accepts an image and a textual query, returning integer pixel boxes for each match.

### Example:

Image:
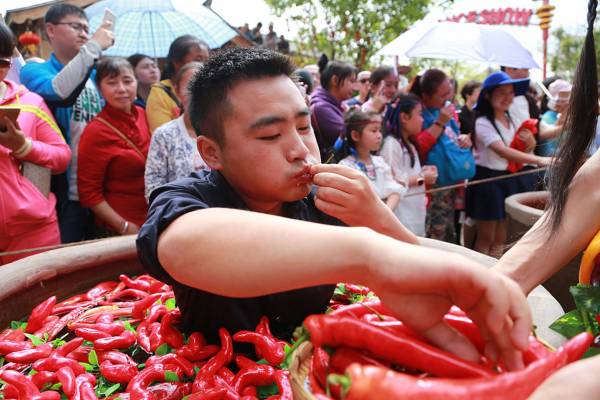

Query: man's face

[215,76,321,208]
[356,71,371,97]
[46,15,89,57]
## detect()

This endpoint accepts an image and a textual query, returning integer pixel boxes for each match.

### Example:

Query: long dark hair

[547,0,598,231]
[382,93,421,167]
[409,69,447,99]
[317,54,357,91]
[472,85,513,150]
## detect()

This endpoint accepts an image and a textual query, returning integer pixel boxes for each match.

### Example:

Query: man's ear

[45,23,56,41]
[197,135,223,170]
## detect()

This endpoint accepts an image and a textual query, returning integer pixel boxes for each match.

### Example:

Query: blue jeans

[57,200,95,243]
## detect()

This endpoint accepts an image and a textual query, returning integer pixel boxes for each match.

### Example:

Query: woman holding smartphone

[0,24,71,264]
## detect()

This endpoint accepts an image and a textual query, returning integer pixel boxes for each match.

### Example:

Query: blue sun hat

[475,71,530,109]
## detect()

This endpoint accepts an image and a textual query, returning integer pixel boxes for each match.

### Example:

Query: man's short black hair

[188,47,296,145]
[45,4,87,24]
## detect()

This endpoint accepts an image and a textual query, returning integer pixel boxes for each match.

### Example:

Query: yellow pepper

[579,230,600,284]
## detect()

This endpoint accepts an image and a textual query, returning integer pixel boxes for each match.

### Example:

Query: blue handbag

[426,132,476,186]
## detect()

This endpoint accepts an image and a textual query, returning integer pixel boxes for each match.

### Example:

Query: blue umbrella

[85,0,239,57]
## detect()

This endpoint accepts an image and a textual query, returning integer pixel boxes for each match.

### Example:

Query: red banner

[444,8,533,26]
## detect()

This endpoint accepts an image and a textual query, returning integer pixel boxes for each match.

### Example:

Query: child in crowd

[380,94,437,236]
[338,109,405,211]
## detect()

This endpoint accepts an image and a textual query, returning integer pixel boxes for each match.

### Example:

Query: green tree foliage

[550,27,600,80]
[264,0,434,68]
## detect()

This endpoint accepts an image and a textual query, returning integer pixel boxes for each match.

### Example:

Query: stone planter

[1,235,565,347]
[505,191,580,311]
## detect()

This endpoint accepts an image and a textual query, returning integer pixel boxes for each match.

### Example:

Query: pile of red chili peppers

[301,300,594,400]
[0,274,293,400]
[0,277,593,400]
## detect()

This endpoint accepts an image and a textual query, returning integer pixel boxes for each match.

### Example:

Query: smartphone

[103,8,117,32]
[0,107,20,131]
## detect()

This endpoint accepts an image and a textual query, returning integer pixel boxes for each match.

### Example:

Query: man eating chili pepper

[136,47,532,371]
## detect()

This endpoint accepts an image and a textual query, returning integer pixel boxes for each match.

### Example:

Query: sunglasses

[0,59,11,69]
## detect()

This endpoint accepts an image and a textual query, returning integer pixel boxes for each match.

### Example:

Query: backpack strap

[156,82,183,112]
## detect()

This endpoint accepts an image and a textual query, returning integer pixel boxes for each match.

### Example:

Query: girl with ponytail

[380,93,438,236]
[495,0,600,295]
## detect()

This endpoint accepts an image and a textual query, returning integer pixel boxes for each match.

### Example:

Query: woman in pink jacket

[0,24,71,264]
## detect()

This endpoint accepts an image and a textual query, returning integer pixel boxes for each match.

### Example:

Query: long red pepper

[99,360,138,384]
[304,314,493,379]
[56,366,77,396]
[33,356,86,375]
[145,353,195,377]
[56,337,84,357]
[312,347,330,388]
[75,327,111,341]
[160,312,184,349]
[0,328,25,341]
[147,382,192,400]
[97,350,137,366]
[5,342,53,364]
[233,331,285,366]
[0,340,33,354]
[149,322,164,352]
[93,330,136,351]
[31,370,58,390]
[86,282,118,300]
[233,364,276,393]
[26,296,57,333]
[66,345,92,363]
[329,301,389,319]
[126,364,181,399]
[192,328,233,393]
[330,347,390,373]
[269,369,293,400]
[343,332,593,400]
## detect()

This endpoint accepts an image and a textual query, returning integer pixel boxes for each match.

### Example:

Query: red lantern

[18,31,41,46]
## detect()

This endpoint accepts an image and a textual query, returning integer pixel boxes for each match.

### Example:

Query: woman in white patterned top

[144,62,208,201]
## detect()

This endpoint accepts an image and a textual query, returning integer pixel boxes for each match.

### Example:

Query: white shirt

[380,136,427,236]
[339,154,406,202]
[509,95,530,128]
[474,116,516,171]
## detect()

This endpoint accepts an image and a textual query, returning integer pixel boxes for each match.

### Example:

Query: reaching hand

[457,134,472,149]
[518,128,537,153]
[365,239,532,371]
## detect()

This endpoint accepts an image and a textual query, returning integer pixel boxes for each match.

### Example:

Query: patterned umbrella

[85,0,238,57]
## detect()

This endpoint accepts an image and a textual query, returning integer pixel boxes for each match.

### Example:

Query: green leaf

[550,309,586,338]
[257,383,279,399]
[137,363,145,370]
[164,370,179,382]
[123,321,136,333]
[10,321,26,330]
[51,338,66,348]
[24,333,46,346]
[154,343,170,356]
[165,298,176,311]
[49,382,62,391]
[88,350,98,366]
[79,362,95,372]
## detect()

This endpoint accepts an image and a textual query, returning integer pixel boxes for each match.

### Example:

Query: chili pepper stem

[327,373,350,398]
[279,332,309,369]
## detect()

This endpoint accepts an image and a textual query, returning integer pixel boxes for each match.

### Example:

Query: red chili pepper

[176,344,219,362]
[75,327,112,341]
[160,312,184,349]
[31,370,57,390]
[360,314,424,340]
[270,369,293,400]
[93,330,136,351]
[33,315,60,337]
[304,314,493,378]
[149,322,164,352]
[132,293,163,319]
[0,340,33,355]
[147,382,192,400]
[46,305,95,341]
[233,331,285,366]
[97,313,115,324]
[343,332,593,400]
[233,364,276,393]
[311,347,330,389]
[97,350,137,366]
[86,282,119,300]
[187,332,206,348]
[26,296,57,334]
[218,367,236,385]
[329,301,389,319]
[53,294,88,309]
[241,385,258,396]
[100,360,138,384]
[56,337,84,357]
[330,347,389,373]
[51,301,96,316]
[344,283,372,296]
[108,288,149,302]
[126,364,181,399]
[145,304,168,324]
[192,328,233,393]
[0,370,42,398]
[5,343,53,364]
[146,353,195,377]
[33,356,86,375]
[2,383,19,398]
[71,322,125,336]
[74,374,98,400]
[66,345,91,363]
[443,314,486,353]
[523,336,551,365]
[56,366,77,396]
[187,387,235,400]
[235,355,257,370]
[120,274,153,292]
[136,321,152,352]
[0,328,25,342]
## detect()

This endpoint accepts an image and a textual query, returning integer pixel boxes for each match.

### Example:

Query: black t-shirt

[136,170,339,342]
